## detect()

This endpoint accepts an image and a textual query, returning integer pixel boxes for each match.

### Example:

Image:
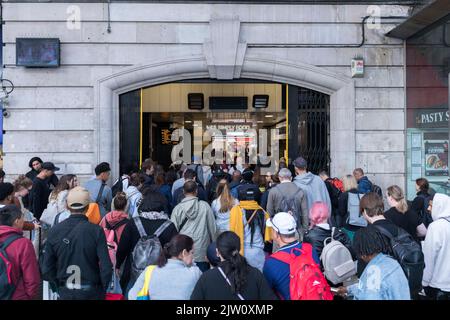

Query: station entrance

[119,80,330,174]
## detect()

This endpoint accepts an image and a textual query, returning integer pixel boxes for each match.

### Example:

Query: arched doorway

[94,54,354,180]
[118,80,330,176]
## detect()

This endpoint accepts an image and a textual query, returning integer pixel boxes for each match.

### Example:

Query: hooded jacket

[0,226,40,300]
[422,193,450,292]
[99,211,129,245]
[357,176,373,194]
[293,172,332,213]
[171,196,217,263]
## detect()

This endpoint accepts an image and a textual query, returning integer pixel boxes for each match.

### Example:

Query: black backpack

[374,225,425,295]
[0,235,22,300]
[111,176,127,197]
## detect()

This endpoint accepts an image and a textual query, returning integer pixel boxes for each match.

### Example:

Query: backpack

[347,192,368,227]
[0,235,22,300]
[104,218,129,266]
[40,199,59,228]
[112,176,128,198]
[417,194,433,228]
[371,184,383,198]
[277,187,303,227]
[271,243,333,300]
[374,225,425,295]
[129,218,172,286]
[329,178,344,193]
[320,228,357,285]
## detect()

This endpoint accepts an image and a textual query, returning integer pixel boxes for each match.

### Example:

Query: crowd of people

[0,155,449,300]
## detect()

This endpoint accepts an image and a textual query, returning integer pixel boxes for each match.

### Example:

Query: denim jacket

[348,253,410,300]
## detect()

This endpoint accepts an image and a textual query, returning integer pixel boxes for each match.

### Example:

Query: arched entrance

[94,54,355,180]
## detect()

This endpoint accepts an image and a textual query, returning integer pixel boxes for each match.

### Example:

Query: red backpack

[271,243,333,300]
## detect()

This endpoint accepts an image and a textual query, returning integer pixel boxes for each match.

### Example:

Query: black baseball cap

[41,162,60,172]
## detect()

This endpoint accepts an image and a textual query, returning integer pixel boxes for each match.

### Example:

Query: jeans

[196,262,211,273]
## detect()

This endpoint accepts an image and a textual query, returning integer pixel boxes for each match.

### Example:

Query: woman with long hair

[190,231,276,300]
[41,174,78,226]
[229,185,272,272]
[128,234,202,300]
[337,174,364,234]
[211,179,238,234]
[12,175,39,240]
[385,185,426,241]
[411,178,433,228]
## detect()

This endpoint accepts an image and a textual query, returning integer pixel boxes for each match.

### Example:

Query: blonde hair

[387,185,408,214]
[216,180,235,213]
[342,174,358,192]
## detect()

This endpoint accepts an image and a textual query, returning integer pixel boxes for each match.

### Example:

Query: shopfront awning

[386,0,450,39]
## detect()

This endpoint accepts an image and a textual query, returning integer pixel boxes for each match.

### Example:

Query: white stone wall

[2,2,409,192]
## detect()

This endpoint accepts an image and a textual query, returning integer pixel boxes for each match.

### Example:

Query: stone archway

[94,54,355,180]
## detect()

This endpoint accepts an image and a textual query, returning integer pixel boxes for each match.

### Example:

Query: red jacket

[0,226,41,300]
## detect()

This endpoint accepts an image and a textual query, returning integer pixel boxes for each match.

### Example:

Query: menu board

[425,140,449,177]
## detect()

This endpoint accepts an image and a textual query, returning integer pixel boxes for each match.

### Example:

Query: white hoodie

[422,193,450,292]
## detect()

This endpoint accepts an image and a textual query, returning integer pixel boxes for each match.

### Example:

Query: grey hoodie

[171,196,217,263]
[293,172,332,213]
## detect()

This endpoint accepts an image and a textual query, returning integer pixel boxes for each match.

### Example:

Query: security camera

[2,109,10,118]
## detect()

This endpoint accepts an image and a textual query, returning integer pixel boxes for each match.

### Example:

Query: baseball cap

[41,162,60,172]
[266,212,297,235]
[293,157,307,169]
[67,186,91,210]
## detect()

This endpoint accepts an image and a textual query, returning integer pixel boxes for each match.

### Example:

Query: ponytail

[157,234,194,268]
[216,231,249,294]
[387,185,408,214]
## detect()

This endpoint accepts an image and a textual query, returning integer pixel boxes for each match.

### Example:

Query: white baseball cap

[266,212,297,235]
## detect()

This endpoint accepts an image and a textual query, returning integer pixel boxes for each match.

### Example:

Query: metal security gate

[297,88,330,174]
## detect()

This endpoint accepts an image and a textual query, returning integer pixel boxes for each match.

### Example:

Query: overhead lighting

[252,95,269,109]
[185,120,192,123]
[265,114,273,118]
[257,120,264,123]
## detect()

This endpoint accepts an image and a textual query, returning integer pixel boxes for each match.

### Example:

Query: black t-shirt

[384,207,421,240]
[190,264,277,300]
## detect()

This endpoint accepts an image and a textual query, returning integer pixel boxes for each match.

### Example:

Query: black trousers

[58,287,105,300]
[424,287,450,300]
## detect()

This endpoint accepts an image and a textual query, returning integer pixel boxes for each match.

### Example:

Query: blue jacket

[348,253,410,300]
[357,176,373,194]
[263,241,320,300]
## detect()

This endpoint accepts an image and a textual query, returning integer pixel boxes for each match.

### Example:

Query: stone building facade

[1,1,418,194]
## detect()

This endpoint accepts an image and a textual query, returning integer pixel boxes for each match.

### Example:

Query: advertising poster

[425,140,449,177]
